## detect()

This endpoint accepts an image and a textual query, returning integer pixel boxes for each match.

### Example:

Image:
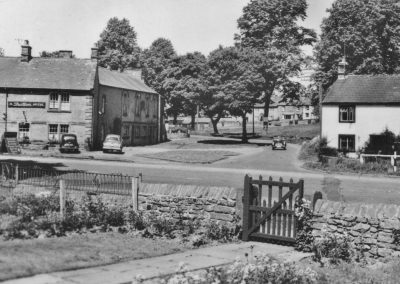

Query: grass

[0,232,188,281]
[192,123,320,144]
[140,150,238,163]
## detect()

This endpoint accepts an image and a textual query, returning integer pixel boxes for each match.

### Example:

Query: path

[3,242,311,284]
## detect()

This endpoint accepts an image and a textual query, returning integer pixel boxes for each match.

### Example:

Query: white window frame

[60,93,70,111]
[48,124,59,142]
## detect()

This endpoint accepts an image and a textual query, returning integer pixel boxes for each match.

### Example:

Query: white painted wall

[322,105,400,151]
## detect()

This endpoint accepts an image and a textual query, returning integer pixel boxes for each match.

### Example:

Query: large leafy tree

[97,17,141,71]
[141,38,179,123]
[316,0,400,89]
[208,46,265,142]
[169,52,207,129]
[236,0,316,129]
[0,48,4,57]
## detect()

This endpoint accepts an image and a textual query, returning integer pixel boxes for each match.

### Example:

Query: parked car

[59,134,79,153]
[272,136,286,150]
[102,134,123,153]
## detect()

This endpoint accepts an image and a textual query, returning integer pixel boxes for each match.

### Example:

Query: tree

[39,51,75,58]
[97,17,141,71]
[169,52,207,129]
[236,0,316,130]
[0,48,4,57]
[315,0,400,90]
[208,46,265,142]
[141,38,179,123]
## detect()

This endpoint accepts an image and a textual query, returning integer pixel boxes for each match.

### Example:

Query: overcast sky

[0,0,335,58]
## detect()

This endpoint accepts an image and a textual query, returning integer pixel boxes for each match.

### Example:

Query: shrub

[161,254,318,284]
[313,227,353,265]
[363,128,399,155]
[295,199,314,252]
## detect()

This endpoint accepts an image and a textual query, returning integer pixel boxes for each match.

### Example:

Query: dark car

[59,134,79,153]
[272,136,286,150]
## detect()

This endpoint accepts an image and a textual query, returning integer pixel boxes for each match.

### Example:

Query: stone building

[0,41,163,150]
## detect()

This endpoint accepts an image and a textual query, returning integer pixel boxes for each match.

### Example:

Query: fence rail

[0,162,134,196]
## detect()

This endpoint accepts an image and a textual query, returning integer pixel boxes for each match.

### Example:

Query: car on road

[102,134,123,154]
[272,136,286,150]
[59,134,79,153]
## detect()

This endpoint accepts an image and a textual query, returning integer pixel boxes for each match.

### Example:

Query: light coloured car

[102,134,123,153]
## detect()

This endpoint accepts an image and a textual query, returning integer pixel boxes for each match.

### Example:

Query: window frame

[338,134,356,152]
[339,105,356,123]
[48,92,71,112]
[49,93,59,110]
[48,124,59,142]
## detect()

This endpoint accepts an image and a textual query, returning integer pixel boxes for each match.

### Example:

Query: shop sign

[8,102,46,108]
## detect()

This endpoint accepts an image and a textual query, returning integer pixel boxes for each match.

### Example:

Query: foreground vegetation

[299,136,400,176]
[0,193,240,280]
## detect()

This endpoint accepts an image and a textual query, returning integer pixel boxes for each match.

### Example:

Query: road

[3,149,400,205]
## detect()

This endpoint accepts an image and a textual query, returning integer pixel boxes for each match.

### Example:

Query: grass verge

[140,150,238,163]
[0,232,187,281]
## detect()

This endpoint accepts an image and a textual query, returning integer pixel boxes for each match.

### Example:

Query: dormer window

[339,105,355,123]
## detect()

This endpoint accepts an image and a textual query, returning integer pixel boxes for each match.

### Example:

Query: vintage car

[59,134,79,153]
[102,134,123,153]
[272,136,287,150]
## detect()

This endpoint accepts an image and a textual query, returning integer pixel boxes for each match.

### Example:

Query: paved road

[3,153,400,205]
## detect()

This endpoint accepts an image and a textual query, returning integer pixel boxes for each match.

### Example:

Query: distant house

[321,60,400,155]
[248,98,316,123]
[0,40,164,150]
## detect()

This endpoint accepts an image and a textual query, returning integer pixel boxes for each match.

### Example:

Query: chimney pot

[21,40,32,62]
[91,45,98,60]
[338,57,348,80]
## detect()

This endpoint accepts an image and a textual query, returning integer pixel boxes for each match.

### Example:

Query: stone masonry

[138,183,238,223]
[312,199,400,258]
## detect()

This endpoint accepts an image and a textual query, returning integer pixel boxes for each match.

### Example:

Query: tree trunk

[190,113,196,130]
[242,114,248,143]
[263,95,271,133]
[207,113,222,135]
[173,114,178,125]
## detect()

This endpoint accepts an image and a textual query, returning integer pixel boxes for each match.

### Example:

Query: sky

[0,0,335,58]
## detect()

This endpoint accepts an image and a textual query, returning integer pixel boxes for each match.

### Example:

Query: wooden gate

[242,175,304,244]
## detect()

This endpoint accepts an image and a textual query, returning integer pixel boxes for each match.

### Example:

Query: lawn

[192,123,320,144]
[140,150,238,163]
[0,232,188,281]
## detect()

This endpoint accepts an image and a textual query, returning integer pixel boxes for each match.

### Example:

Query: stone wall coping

[314,199,400,220]
[139,183,237,200]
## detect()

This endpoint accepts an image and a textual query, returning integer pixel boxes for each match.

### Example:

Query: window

[48,124,58,141]
[145,95,150,117]
[305,113,309,118]
[18,123,30,140]
[49,93,58,109]
[284,115,291,120]
[141,125,147,137]
[60,124,69,134]
[339,135,355,152]
[339,105,355,122]
[101,96,106,114]
[123,125,129,137]
[60,93,70,111]
[49,92,70,111]
[135,94,141,116]
[305,106,310,111]
[134,125,140,138]
[122,91,128,116]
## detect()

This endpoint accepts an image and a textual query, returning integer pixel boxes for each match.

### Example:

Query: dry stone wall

[138,183,238,223]
[312,199,400,258]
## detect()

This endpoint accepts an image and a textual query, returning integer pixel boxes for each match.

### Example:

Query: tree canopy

[39,51,75,58]
[316,0,400,89]
[236,0,316,128]
[208,46,265,142]
[0,48,4,57]
[97,17,141,71]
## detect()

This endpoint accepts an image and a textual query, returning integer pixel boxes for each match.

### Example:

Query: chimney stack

[21,40,32,62]
[338,57,348,80]
[91,44,98,60]
[59,50,73,58]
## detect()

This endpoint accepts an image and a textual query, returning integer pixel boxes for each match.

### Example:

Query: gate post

[242,174,251,241]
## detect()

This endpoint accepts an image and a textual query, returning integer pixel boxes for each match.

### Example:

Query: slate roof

[0,57,97,91]
[323,75,400,104]
[98,67,157,94]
